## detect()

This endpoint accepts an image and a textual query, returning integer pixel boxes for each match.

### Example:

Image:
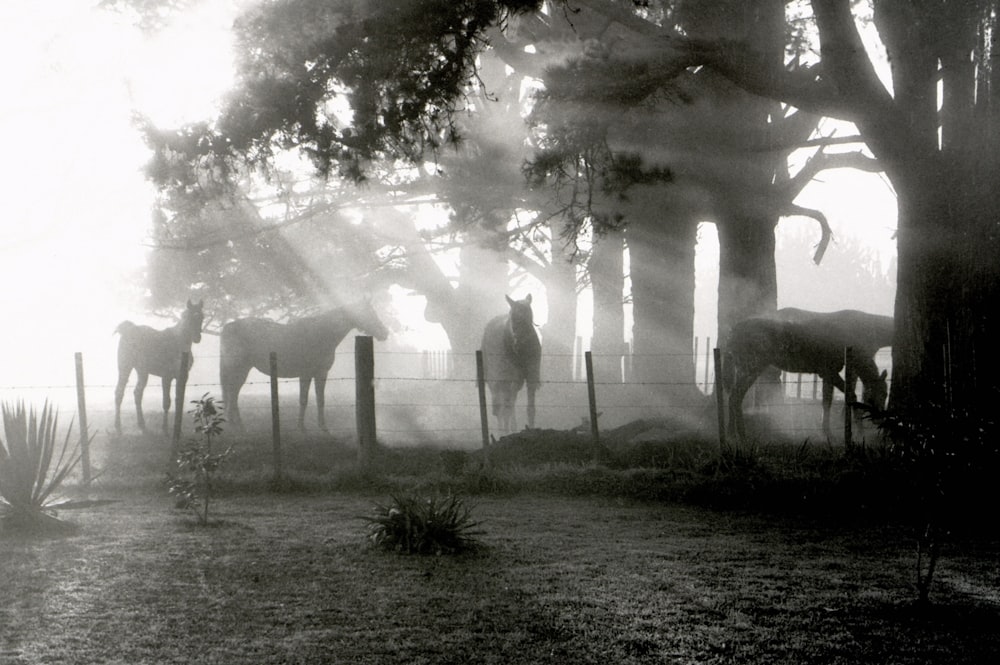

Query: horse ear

[525,293,532,305]
[505,295,515,307]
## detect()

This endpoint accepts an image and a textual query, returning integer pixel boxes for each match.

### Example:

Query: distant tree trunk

[715,212,778,345]
[716,211,780,407]
[539,237,578,384]
[451,243,510,374]
[628,216,698,403]
[590,229,625,384]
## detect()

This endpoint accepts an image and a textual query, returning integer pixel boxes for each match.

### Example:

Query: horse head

[349,296,390,341]
[183,299,205,344]
[861,368,889,414]
[505,294,535,339]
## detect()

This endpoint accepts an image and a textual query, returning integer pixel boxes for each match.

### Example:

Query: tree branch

[784,203,832,264]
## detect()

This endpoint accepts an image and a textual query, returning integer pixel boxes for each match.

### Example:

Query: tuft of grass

[0,401,82,535]
[364,492,482,555]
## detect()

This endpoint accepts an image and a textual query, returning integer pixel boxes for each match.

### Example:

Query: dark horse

[481,294,542,432]
[723,308,892,440]
[220,299,389,431]
[114,299,205,435]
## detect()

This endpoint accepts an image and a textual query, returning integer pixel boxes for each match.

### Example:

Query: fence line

[8,341,893,482]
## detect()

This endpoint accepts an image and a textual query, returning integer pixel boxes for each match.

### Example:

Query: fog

[0,3,896,445]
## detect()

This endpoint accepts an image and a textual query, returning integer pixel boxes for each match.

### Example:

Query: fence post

[171,351,190,455]
[355,336,376,464]
[622,342,632,383]
[476,350,490,454]
[844,346,854,448]
[693,337,700,391]
[704,336,712,393]
[584,351,600,447]
[714,348,727,451]
[269,352,282,481]
[73,352,91,485]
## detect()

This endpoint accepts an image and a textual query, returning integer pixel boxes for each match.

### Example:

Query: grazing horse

[114,299,205,435]
[220,298,390,431]
[723,309,892,440]
[481,294,542,432]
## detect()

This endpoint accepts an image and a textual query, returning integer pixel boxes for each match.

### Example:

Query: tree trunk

[716,211,780,407]
[715,212,778,345]
[890,163,1000,416]
[540,236,578,384]
[590,229,626,384]
[628,217,698,403]
[457,242,510,365]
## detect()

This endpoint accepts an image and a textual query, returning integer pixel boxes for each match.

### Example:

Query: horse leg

[133,371,149,432]
[161,377,173,435]
[313,375,330,432]
[727,364,757,442]
[526,384,536,429]
[114,366,131,435]
[820,379,834,440]
[820,373,845,441]
[488,384,503,431]
[298,376,311,431]
[221,364,251,432]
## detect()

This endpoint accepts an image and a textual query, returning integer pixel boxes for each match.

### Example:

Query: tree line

[109,0,999,431]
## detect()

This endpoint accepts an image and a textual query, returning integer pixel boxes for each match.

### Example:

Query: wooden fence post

[714,348,727,451]
[73,352,91,485]
[171,351,190,455]
[844,346,854,448]
[584,351,600,446]
[476,350,490,451]
[355,336,376,464]
[693,337,700,391]
[269,352,282,481]
[704,337,712,392]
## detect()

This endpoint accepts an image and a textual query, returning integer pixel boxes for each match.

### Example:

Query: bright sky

[0,1,237,398]
[0,1,897,408]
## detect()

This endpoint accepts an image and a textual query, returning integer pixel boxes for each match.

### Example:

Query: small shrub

[0,401,82,535]
[877,405,999,604]
[364,493,482,555]
[167,394,232,525]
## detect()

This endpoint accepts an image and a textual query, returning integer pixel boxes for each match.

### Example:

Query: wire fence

[0,340,893,449]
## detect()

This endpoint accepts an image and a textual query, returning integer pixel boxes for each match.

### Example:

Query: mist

[0,2,897,448]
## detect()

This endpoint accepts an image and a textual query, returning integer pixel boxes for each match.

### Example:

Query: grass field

[2,428,999,664]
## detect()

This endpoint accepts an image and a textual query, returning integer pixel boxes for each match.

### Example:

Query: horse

[481,294,542,433]
[220,298,390,432]
[723,308,892,441]
[114,299,205,435]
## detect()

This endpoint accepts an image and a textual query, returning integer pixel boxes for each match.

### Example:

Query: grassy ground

[2,430,999,664]
[2,493,998,664]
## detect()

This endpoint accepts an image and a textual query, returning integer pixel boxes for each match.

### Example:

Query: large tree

[675,0,1000,415]
[521,0,834,401]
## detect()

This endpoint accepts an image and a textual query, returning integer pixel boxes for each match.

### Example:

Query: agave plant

[364,493,482,555]
[0,401,82,533]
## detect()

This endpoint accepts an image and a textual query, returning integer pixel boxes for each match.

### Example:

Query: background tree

[672,0,999,416]
[133,0,903,407]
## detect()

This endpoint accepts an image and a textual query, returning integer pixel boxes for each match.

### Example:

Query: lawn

[2,485,998,664]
